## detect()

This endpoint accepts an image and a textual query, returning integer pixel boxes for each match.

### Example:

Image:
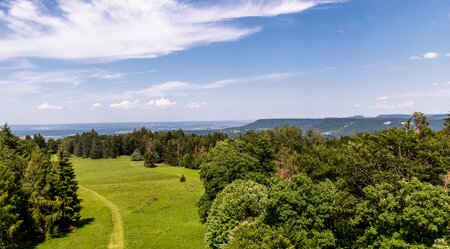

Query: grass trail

[79,186,124,249]
[34,157,205,249]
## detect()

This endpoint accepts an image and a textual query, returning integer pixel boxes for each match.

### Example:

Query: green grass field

[34,156,205,249]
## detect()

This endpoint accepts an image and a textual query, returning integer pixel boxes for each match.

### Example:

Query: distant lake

[10,121,251,138]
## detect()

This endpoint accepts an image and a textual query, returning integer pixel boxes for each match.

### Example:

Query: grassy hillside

[34,156,205,249]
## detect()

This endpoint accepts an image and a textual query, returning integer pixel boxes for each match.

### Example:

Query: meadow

[34,156,205,249]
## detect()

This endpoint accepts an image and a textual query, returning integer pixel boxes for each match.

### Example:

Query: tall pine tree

[0,160,23,248]
[22,149,61,238]
[53,149,81,230]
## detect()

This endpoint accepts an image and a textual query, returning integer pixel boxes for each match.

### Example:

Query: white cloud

[89,102,102,111]
[445,53,450,57]
[0,0,340,61]
[144,98,177,108]
[154,98,177,108]
[374,100,414,109]
[376,96,388,100]
[354,104,360,108]
[423,52,438,59]
[110,100,140,110]
[37,102,63,110]
[409,56,421,60]
[186,102,206,108]
[129,73,293,98]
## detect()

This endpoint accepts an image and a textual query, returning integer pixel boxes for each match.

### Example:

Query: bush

[180,174,186,182]
[130,149,144,161]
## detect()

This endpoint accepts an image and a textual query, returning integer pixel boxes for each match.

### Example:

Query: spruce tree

[22,149,61,238]
[53,149,81,231]
[0,161,23,248]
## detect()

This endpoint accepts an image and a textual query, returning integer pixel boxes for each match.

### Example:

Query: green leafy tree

[351,178,450,248]
[263,175,351,248]
[223,221,292,249]
[205,180,268,249]
[198,141,259,223]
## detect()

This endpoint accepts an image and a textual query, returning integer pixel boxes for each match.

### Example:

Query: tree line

[0,125,81,249]
[61,128,227,168]
[200,112,450,248]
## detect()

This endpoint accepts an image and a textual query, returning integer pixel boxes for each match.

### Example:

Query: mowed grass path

[35,156,205,249]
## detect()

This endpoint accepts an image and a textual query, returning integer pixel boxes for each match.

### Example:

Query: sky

[0,0,449,124]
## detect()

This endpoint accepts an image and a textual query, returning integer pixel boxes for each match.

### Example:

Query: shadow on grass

[23,217,95,249]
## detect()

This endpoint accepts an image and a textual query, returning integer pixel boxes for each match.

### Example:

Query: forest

[1,112,450,248]
[198,112,450,248]
[0,125,80,248]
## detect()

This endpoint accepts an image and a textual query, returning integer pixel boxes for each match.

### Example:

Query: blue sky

[0,0,449,124]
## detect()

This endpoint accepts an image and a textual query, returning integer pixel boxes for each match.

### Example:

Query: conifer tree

[0,161,23,248]
[22,149,61,238]
[53,149,81,230]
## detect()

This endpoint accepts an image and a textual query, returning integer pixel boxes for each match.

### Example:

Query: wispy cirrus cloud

[0,68,155,96]
[186,102,206,108]
[374,100,414,109]
[110,98,177,110]
[0,0,341,61]
[128,72,293,98]
[0,59,35,70]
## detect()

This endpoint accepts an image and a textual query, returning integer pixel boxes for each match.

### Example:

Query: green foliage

[444,112,450,135]
[53,149,81,230]
[130,149,144,161]
[198,141,259,222]
[263,175,348,248]
[223,221,292,249]
[339,127,450,196]
[0,161,23,248]
[0,125,82,247]
[205,180,268,249]
[63,128,227,167]
[22,149,62,237]
[351,178,450,248]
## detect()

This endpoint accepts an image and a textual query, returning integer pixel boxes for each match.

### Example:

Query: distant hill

[222,114,447,137]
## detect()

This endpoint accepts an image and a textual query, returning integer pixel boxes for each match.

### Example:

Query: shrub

[130,149,144,161]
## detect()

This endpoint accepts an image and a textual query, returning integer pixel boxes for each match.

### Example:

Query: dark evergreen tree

[32,134,46,150]
[22,149,61,238]
[89,139,103,159]
[0,161,23,248]
[53,149,81,231]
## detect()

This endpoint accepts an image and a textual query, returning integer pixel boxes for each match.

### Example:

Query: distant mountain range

[9,114,448,138]
[222,114,448,137]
